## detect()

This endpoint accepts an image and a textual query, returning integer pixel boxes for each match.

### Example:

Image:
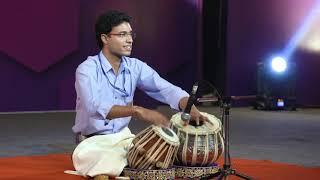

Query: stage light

[271,56,287,73]
[254,59,296,110]
[254,1,320,110]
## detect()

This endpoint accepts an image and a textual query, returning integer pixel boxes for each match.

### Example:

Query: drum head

[170,112,222,135]
[152,125,179,146]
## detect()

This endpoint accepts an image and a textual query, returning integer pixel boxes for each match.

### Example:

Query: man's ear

[101,34,108,44]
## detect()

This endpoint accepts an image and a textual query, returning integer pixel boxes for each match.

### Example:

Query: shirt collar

[120,56,130,73]
[99,51,130,73]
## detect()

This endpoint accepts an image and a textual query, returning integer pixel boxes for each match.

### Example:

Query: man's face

[103,22,134,58]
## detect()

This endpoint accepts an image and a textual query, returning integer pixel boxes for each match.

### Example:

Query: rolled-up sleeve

[136,61,189,110]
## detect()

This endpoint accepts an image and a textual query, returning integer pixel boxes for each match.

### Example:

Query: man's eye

[119,33,126,37]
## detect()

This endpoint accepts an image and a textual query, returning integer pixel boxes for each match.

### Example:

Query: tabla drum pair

[126,112,224,179]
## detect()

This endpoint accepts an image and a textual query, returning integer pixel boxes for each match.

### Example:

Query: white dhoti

[72,127,135,177]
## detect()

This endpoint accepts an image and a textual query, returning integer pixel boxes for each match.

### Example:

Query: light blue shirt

[73,51,189,135]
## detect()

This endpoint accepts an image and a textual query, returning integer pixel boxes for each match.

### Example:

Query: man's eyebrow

[117,31,133,33]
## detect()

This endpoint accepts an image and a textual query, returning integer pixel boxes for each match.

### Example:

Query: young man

[71,10,207,179]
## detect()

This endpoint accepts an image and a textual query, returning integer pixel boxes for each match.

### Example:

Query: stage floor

[0,106,319,167]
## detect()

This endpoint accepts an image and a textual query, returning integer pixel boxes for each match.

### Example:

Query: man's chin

[122,52,132,56]
[115,51,131,58]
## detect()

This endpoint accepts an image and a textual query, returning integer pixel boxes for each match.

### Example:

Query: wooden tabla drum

[127,125,179,170]
[170,112,224,166]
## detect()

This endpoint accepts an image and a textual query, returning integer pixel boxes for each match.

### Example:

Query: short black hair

[95,10,132,49]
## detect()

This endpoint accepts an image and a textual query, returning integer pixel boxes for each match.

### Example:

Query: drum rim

[151,125,180,146]
[170,112,222,134]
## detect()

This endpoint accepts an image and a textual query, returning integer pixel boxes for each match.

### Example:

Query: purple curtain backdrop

[0,0,202,112]
[1,0,319,112]
[226,0,320,106]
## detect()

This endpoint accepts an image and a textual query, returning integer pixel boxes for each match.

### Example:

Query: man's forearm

[179,96,198,112]
[106,105,137,120]
[179,96,189,111]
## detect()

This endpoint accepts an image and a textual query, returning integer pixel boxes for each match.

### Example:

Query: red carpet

[0,154,319,180]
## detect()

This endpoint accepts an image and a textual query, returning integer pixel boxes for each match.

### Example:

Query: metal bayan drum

[171,112,224,166]
[127,125,179,170]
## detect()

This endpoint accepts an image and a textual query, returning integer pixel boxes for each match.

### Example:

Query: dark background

[0,0,319,112]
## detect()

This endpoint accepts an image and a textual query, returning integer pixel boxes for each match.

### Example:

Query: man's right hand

[132,106,170,127]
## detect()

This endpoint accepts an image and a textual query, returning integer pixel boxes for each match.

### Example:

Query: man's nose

[126,36,133,43]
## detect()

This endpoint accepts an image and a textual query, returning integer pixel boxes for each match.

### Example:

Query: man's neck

[102,50,121,74]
